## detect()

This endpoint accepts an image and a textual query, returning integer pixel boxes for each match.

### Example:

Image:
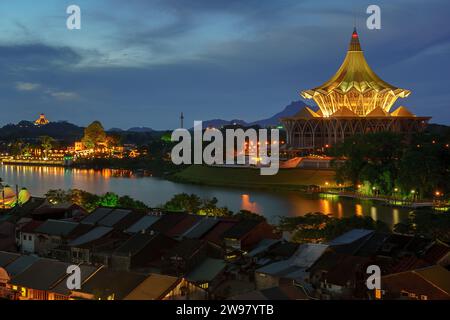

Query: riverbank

[320,191,438,209]
[1,159,65,166]
[170,165,339,191]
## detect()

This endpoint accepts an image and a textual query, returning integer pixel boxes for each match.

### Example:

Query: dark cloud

[0,0,449,128]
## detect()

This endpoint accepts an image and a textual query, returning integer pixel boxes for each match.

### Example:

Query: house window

[408,292,417,299]
[23,234,27,240]
[420,295,428,300]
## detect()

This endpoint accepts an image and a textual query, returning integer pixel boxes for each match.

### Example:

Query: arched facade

[281,28,430,152]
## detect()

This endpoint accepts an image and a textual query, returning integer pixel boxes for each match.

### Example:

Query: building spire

[349,27,362,51]
[180,112,184,129]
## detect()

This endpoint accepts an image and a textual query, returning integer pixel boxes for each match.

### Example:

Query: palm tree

[40,136,55,158]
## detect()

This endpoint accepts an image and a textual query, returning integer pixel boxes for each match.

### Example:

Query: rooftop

[34,219,79,237]
[10,258,71,291]
[222,219,261,239]
[186,258,226,283]
[80,207,114,225]
[68,226,114,247]
[183,217,220,239]
[124,274,181,300]
[76,268,147,300]
[124,215,161,234]
[0,251,20,267]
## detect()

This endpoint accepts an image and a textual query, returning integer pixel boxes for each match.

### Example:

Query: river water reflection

[0,165,409,227]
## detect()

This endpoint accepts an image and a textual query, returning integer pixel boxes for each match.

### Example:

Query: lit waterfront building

[34,113,50,126]
[281,28,430,152]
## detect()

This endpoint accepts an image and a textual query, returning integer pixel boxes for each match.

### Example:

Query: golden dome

[301,28,410,117]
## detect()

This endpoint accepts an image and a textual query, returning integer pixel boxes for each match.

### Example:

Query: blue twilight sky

[0,0,449,129]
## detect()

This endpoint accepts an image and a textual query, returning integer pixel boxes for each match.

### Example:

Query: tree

[45,189,71,204]
[82,121,106,148]
[163,193,203,213]
[279,212,389,244]
[118,195,149,210]
[40,136,55,157]
[398,134,450,198]
[197,197,232,217]
[333,132,404,194]
[234,209,266,222]
[394,209,450,242]
[97,192,119,207]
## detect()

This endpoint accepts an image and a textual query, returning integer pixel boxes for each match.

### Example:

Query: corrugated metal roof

[69,226,114,247]
[52,264,100,295]
[183,218,219,239]
[125,215,161,234]
[81,208,114,225]
[124,274,180,300]
[167,215,203,238]
[222,219,261,239]
[291,244,329,268]
[248,239,281,257]
[77,268,147,300]
[10,258,70,291]
[256,244,328,277]
[114,232,158,256]
[4,255,39,277]
[0,251,20,267]
[186,258,226,282]
[98,209,131,227]
[34,219,79,237]
[328,229,374,246]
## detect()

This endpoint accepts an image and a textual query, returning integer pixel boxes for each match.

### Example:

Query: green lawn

[172,165,338,190]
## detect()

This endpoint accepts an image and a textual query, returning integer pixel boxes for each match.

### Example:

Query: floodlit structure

[281,28,430,152]
[34,113,49,126]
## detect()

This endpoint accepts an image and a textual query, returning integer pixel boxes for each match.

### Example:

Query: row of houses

[1,200,283,299]
[2,197,450,300]
[0,251,202,300]
[252,229,450,300]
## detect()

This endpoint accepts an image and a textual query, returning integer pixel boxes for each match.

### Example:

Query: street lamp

[372,186,377,196]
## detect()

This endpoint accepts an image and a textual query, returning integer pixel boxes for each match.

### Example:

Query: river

[0,164,410,227]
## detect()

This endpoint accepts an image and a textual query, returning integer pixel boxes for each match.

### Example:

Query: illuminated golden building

[282,28,430,151]
[34,113,49,126]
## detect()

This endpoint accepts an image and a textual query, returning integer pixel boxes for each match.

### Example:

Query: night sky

[0,0,449,129]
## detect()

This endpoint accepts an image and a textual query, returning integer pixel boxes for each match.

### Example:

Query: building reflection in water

[337,203,343,219]
[393,208,400,226]
[371,206,378,221]
[0,164,410,228]
[241,194,261,213]
[355,204,363,216]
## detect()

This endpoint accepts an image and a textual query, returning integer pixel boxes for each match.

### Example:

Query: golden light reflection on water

[337,203,343,219]
[241,194,260,213]
[1,164,409,227]
[355,204,363,216]
[370,206,378,221]
[2,165,134,179]
[393,208,400,226]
